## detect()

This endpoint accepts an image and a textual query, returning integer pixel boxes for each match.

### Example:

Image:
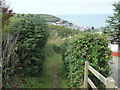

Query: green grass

[4,39,68,88]
[56,54,68,88]
[11,52,68,88]
[45,52,68,88]
[48,37,65,46]
[39,14,60,22]
[16,55,55,88]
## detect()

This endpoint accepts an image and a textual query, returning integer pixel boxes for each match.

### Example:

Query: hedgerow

[61,32,112,88]
[9,14,50,76]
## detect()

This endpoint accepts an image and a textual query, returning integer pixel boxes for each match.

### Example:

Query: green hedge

[61,32,112,88]
[9,14,50,76]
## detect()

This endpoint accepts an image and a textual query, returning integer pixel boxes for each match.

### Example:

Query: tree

[106,1,120,51]
[0,0,15,27]
[1,0,16,88]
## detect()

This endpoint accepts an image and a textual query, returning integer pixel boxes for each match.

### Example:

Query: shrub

[44,43,55,57]
[9,14,50,76]
[51,43,61,53]
[49,25,80,38]
[44,43,60,57]
[61,32,112,88]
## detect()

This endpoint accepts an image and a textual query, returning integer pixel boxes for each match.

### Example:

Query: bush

[51,43,61,53]
[61,32,112,88]
[45,43,61,56]
[44,43,55,57]
[9,14,50,76]
[50,25,80,38]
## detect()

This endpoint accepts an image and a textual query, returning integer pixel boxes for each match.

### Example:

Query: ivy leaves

[61,32,112,88]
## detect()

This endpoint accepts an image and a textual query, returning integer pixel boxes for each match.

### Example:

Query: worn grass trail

[21,52,68,88]
[9,52,68,88]
[46,53,61,88]
[40,52,68,88]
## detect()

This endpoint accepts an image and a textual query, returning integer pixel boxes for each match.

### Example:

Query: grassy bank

[5,47,68,88]
[3,36,68,88]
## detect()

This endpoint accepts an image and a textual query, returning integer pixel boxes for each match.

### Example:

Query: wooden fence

[83,61,118,89]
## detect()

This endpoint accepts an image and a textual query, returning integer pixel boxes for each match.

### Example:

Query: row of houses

[46,19,89,31]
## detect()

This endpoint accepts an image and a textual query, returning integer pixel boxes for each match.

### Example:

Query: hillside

[39,14,83,30]
[39,14,60,22]
[16,14,82,30]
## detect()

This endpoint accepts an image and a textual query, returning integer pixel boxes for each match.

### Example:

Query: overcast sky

[6,0,119,15]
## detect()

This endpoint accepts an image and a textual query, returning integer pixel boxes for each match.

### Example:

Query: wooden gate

[84,61,118,89]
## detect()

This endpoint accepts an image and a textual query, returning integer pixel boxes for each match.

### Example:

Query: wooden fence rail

[83,61,118,89]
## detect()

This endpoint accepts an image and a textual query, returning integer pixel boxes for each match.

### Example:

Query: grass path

[13,52,68,88]
[43,52,68,88]
[46,53,60,88]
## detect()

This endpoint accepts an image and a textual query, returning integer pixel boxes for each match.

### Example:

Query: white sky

[6,0,119,15]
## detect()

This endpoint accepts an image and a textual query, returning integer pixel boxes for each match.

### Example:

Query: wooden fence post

[84,61,89,88]
[106,77,115,88]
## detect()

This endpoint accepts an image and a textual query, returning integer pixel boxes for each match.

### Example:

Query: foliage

[84,27,98,33]
[1,0,17,88]
[44,43,55,57]
[1,0,15,40]
[9,14,50,76]
[101,26,110,35]
[50,25,80,38]
[104,2,120,45]
[38,14,60,22]
[44,43,61,58]
[1,0,15,27]
[48,37,65,46]
[61,32,112,88]
[4,51,68,88]
[50,43,61,53]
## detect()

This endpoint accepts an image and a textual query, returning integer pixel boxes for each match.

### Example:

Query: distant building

[46,19,92,31]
